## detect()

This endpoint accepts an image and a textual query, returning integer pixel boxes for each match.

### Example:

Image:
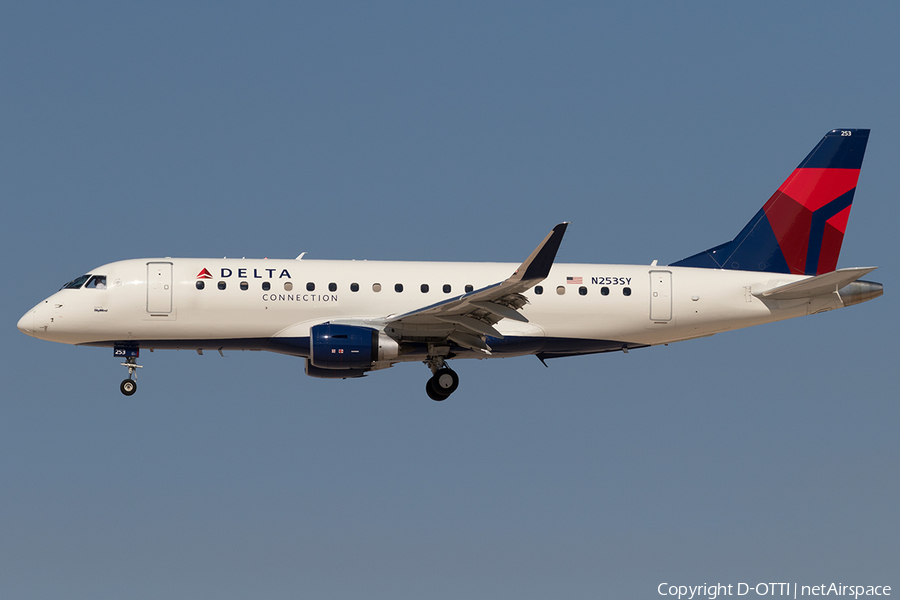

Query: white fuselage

[19,257,833,362]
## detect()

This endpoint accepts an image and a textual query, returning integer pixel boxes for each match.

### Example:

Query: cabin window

[240,281,248,291]
[443,284,451,293]
[61,274,91,290]
[85,275,107,289]
[420,284,429,293]
[395,283,404,293]
[372,283,382,292]
[196,281,205,290]
[328,282,337,292]
[465,284,474,293]
[556,286,565,295]
[623,287,632,296]
[351,283,359,292]
[306,282,315,291]
[284,282,293,291]
[218,281,226,290]
[601,287,609,296]
[262,282,270,291]
[578,286,587,296]
[534,286,543,295]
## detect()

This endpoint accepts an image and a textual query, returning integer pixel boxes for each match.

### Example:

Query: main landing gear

[424,356,459,401]
[115,347,142,396]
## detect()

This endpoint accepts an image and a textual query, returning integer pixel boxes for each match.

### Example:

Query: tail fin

[671,129,869,275]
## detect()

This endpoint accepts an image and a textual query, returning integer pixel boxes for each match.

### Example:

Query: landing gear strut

[117,350,142,396]
[424,355,459,401]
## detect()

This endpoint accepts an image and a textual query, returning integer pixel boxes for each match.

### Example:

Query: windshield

[61,274,91,290]
[85,275,107,289]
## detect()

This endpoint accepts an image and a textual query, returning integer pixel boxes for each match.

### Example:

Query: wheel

[426,378,448,401]
[425,368,459,400]
[120,379,137,396]
[432,368,459,395]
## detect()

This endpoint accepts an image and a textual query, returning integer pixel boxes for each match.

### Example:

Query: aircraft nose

[17,310,34,337]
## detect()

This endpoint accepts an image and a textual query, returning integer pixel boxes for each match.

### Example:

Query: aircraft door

[649,270,672,321]
[147,262,173,313]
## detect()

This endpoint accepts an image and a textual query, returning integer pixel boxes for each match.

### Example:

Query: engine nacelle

[305,360,368,379]
[309,323,400,371]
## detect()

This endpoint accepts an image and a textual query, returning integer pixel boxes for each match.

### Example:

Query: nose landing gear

[115,346,142,396]
[120,375,138,396]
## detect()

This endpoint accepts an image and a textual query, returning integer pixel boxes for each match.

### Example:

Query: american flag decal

[567,276,583,284]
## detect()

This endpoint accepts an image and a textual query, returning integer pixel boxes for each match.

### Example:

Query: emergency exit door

[649,270,672,321]
[147,262,173,313]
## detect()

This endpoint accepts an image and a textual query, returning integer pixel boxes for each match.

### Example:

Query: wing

[381,223,568,353]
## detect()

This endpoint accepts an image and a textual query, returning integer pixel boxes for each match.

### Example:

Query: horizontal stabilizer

[753,267,878,300]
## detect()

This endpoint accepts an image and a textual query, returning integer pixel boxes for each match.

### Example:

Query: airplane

[17,129,883,400]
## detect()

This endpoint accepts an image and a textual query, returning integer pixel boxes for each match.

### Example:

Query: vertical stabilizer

[671,129,869,275]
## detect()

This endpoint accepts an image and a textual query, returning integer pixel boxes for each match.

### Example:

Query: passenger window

[218,281,226,290]
[601,287,610,296]
[284,282,293,291]
[395,283,404,293]
[240,281,248,291]
[351,283,359,292]
[328,282,337,292]
[373,283,382,292]
[196,281,205,290]
[443,284,451,293]
[421,284,429,293]
[557,286,565,295]
[578,286,587,296]
[307,282,315,291]
[85,275,107,289]
[534,286,543,295]
[465,284,473,293]
[623,287,632,296]
[262,282,270,291]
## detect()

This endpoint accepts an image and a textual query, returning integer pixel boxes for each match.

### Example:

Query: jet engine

[308,323,399,373]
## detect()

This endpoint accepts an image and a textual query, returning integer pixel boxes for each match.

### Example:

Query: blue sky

[2,3,898,598]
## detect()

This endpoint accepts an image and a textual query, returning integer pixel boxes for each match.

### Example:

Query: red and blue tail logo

[672,129,869,275]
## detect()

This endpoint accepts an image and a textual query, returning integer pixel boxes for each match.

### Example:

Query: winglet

[511,222,569,284]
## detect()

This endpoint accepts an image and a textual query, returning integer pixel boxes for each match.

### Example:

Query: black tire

[432,368,459,395]
[120,379,137,396]
[426,378,448,401]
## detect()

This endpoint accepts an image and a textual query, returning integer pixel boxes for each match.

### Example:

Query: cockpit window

[61,274,91,290]
[85,275,107,289]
